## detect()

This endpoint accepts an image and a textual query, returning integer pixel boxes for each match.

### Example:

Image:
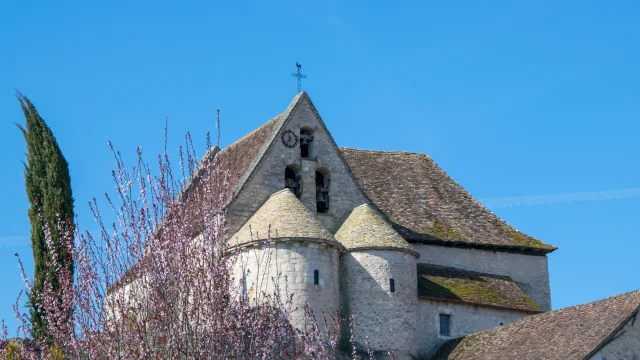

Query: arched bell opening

[315,168,330,213]
[284,165,302,198]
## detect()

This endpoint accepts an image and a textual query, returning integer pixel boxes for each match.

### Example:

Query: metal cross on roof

[291,62,307,93]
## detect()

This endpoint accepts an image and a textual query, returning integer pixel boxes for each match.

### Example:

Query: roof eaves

[343,246,420,258]
[418,295,544,315]
[396,224,558,255]
[228,236,345,252]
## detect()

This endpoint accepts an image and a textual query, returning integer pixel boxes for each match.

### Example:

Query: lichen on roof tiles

[418,264,540,312]
[335,204,418,255]
[340,148,557,254]
[430,290,640,360]
[229,189,337,247]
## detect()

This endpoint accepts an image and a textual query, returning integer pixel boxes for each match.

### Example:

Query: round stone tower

[228,189,343,332]
[335,204,420,359]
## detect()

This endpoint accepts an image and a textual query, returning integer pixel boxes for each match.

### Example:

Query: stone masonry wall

[590,315,640,360]
[418,299,531,358]
[412,244,551,311]
[231,239,341,332]
[106,277,148,328]
[227,96,369,237]
[340,250,418,359]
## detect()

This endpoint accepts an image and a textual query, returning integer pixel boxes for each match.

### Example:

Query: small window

[439,314,451,336]
[314,270,319,285]
[389,279,395,293]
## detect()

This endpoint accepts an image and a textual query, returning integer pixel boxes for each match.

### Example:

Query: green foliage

[45,344,65,360]
[2,340,22,360]
[16,93,75,341]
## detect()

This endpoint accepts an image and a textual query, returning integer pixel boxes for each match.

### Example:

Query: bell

[316,191,327,203]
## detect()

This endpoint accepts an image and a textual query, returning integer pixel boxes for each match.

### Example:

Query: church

[113,91,640,359]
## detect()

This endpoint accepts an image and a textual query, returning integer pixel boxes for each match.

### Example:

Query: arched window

[300,127,314,158]
[314,270,319,285]
[284,165,302,198]
[315,169,330,213]
[389,278,395,293]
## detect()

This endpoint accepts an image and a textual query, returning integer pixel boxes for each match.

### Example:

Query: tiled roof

[229,189,339,247]
[335,204,418,256]
[418,264,540,313]
[182,113,282,205]
[340,149,557,255]
[431,290,640,360]
[217,115,282,196]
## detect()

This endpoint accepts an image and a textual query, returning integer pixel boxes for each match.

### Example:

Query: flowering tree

[2,127,364,359]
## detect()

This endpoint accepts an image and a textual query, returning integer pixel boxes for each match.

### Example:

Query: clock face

[281,129,298,148]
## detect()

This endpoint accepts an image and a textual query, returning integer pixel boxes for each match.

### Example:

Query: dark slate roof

[431,290,640,360]
[340,149,556,255]
[418,264,540,313]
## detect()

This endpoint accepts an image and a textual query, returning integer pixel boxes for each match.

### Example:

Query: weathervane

[291,62,307,93]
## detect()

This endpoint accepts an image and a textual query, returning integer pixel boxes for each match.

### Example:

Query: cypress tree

[16,93,74,340]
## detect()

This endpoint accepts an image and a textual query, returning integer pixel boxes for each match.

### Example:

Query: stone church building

[113,91,639,359]
[216,91,557,358]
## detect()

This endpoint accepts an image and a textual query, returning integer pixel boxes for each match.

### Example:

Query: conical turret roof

[335,204,418,256]
[229,189,337,247]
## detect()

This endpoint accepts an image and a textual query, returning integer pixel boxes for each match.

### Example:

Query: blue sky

[1,1,638,334]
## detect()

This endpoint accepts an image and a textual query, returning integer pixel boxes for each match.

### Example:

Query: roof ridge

[340,147,430,157]
[552,289,640,313]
